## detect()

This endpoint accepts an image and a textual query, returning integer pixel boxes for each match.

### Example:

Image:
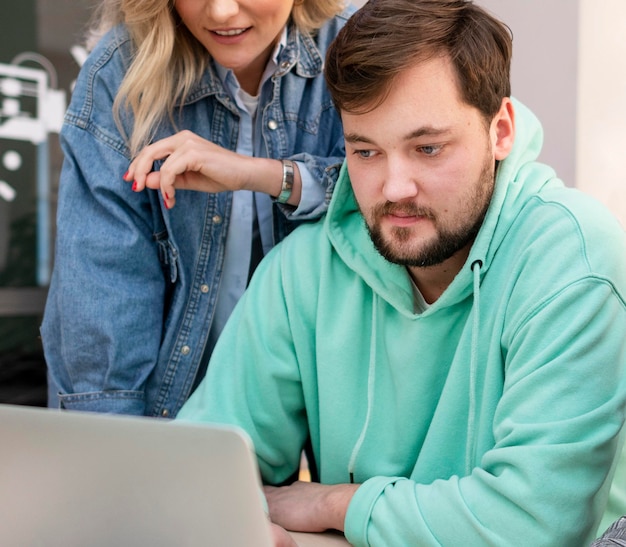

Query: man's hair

[325,0,512,120]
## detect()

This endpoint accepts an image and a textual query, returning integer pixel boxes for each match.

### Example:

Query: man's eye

[419,145,442,156]
[355,149,375,159]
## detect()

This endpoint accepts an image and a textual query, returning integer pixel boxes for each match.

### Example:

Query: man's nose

[382,159,419,202]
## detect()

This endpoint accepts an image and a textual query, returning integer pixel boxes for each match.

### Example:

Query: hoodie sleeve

[345,276,626,547]
[176,241,310,484]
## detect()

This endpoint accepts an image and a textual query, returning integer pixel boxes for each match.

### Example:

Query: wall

[577,0,626,228]
[477,0,578,189]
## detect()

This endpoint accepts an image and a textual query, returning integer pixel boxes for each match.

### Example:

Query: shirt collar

[215,25,288,98]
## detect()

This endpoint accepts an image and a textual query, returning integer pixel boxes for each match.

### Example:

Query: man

[177,0,626,544]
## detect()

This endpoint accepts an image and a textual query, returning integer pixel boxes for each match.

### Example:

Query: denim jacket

[41,8,354,417]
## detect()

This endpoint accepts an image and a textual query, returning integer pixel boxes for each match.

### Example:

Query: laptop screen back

[0,403,273,547]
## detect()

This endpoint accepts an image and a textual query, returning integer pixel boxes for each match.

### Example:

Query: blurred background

[1,0,624,407]
[0,1,91,406]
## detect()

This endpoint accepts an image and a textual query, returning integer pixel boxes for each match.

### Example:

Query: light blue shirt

[208,28,324,350]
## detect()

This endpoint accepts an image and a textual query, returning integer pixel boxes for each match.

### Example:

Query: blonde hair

[86,0,347,156]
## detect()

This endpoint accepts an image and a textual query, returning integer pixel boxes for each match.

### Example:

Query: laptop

[0,403,274,547]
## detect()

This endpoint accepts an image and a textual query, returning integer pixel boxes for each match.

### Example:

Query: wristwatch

[275,159,294,204]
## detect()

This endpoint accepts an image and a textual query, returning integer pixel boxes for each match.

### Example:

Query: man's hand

[270,522,298,547]
[263,481,359,534]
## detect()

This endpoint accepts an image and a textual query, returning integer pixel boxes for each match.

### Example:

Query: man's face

[342,55,512,272]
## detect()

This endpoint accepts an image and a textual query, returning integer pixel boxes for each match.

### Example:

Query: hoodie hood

[325,98,561,315]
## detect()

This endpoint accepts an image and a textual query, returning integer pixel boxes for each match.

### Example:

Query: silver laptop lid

[0,403,273,547]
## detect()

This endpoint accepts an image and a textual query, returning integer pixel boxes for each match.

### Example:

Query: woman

[41,0,355,417]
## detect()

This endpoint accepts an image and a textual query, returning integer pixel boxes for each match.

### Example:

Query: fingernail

[123,170,129,180]
[164,192,170,200]
[132,181,137,192]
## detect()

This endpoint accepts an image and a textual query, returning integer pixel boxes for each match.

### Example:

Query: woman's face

[175,0,295,93]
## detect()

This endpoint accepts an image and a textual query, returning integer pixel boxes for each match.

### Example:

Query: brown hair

[325,0,512,121]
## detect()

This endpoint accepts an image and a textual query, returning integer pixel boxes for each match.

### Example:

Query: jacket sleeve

[277,129,345,222]
[41,106,166,415]
[344,278,626,547]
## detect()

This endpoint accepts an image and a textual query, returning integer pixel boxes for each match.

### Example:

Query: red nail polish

[123,170,129,180]
[164,192,170,200]
[132,181,137,192]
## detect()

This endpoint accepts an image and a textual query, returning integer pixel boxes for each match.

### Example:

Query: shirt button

[268,119,278,130]
[280,60,290,70]
[161,409,170,418]
[212,214,223,224]
[200,284,209,293]
[181,345,191,355]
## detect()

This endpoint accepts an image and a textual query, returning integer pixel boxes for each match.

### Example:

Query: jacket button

[212,214,223,224]
[268,119,278,130]
[181,345,191,355]
[200,284,209,293]
[161,409,170,418]
[280,60,290,70]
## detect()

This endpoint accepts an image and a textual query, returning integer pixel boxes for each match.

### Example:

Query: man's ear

[492,97,515,161]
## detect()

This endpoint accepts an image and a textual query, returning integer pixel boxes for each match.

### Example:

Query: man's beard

[364,159,495,268]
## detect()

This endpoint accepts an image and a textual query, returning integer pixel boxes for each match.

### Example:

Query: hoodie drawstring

[465,259,483,475]
[347,262,482,482]
[348,294,378,484]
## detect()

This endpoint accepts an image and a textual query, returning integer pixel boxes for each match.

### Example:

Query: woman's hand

[124,130,290,209]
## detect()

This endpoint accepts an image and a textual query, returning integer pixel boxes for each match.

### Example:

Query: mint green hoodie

[178,100,626,546]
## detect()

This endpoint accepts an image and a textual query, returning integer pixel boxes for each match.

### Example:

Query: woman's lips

[210,27,251,43]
